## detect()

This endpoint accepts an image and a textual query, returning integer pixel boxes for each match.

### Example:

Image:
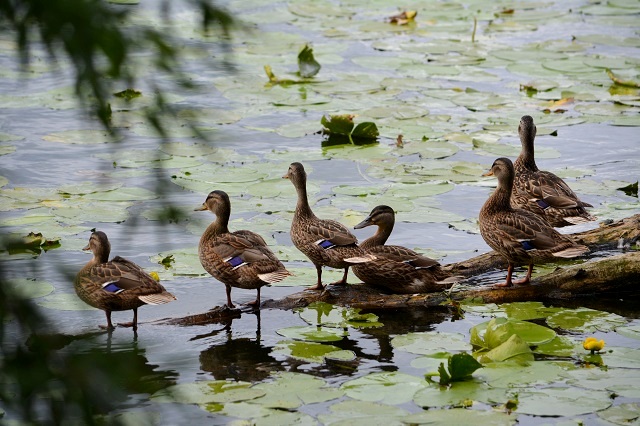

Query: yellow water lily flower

[149,271,160,282]
[583,337,605,353]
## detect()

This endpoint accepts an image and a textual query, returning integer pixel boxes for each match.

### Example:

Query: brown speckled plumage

[75,231,176,331]
[283,162,375,290]
[512,115,595,227]
[196,190,291,308]
[352,205,457,294]
[479,157,589,287]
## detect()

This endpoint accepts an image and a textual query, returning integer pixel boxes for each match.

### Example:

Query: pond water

[1,0,640,424]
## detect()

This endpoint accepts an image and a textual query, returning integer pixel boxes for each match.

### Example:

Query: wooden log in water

[263,214,640,310]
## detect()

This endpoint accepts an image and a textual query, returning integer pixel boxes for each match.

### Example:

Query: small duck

[352,205,458,293]
[196,190,291,308]
[512,115,595,227]
[75,231,176,331]
[283,162,375,290]
[479,157,589,287]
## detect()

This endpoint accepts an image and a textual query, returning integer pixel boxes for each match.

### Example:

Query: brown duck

[196,190,291,308]
[352,205,458,293]
[479,157,589,287]
[283,162,375,290]
[75,231,176,331]
[512,115,595,227]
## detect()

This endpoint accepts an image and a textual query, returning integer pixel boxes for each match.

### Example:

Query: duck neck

[294,178,315,219]
[518,136,538,171]
[361,222,392,249]
[203,207,230,240]
[488,176,514,212]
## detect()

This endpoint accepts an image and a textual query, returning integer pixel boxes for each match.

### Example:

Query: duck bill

[282,173,289,179]
[82,244,91,252]
[482,170,494,177]
[194,204,208,211]
[354,217,373,229]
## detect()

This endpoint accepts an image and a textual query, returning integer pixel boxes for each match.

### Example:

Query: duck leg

[512,264,533,285]
[247,288,261,308]
[225,284,235,308]
[307,265,325,291]
[118,307,139,331]
[330,267,349,286]
[100,310,115,330]
[493,264,515,288]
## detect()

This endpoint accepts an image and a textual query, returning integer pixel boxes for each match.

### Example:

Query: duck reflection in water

[198,313,283,382]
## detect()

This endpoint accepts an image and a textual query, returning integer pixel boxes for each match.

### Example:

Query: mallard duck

[479,157,589,287]
[196,190,291,308]
[512,115,595,227]
[75,231,176,331]
[352,205,458,293]
[283,162,375,290]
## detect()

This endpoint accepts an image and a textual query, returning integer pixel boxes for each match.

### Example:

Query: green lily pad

[546,307,627,332]
[37,293,99,311]
[477,360,576,389]
[391,331,472,355]
[413,380,510,409]
[597,403,640,426]
[476,334,534,364]
[516,387,612,417]
[272,340,355,363]
[341,372,428,405]
[151,248,206,278]
[616,324,640,340]
[297,302,383,329]
[152,380,265,405]
[318,400,409,426]
[403,408,514,425]
[250,372,343,409]
[276,325,346,342]
[42,129,118,145]
[6,278,55,299]
[470,317,557,350]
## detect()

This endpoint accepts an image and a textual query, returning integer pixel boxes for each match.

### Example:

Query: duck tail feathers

[139,292,177,305]
[344,253,377,264]
[553,245,589,258]
[258,269,293,284]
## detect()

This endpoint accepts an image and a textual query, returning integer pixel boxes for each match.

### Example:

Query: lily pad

[5,278,55,299]
[341,372,428,405]
[403,408,514,425]
[276,325,346,342]
[413,380,510,409]
[42,129,118,145]
[297,302,383,329]
[391,331,472,355]
[272,340,355,363]
[250,372,343,409]
[152,380,265,405]
[37,293,99,311]
[318,400,409,426]
[516,387,612,417]
[546,307,627,332]
[597,403,640,426]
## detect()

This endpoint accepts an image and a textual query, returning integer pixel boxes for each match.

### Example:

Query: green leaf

[476,334,534,364]
[448,353,483,382]
[351,122,379,140]
[298,44,321,78]
[321,114,355,135]
[437,362,451,385]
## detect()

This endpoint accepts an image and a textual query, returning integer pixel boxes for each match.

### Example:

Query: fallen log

[263,214,640,310]
[263,251,640,310]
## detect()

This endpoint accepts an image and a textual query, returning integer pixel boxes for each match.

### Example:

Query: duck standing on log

[479,157,589,287]
[512,115,595,227]
[75,231,176,331]
[196,190,291,309]
[352,205,459,293]
[283,162,375,290]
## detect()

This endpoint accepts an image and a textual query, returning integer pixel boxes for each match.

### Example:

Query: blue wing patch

[315,239,336,250]
[102,282,124,294]
[520,240,536,251]
[536,199,550,209]
[224,255,247,270]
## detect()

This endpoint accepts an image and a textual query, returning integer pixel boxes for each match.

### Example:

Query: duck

[352,205,458,293]
[75,231,176,331]
[512,115,596,227]
[283,162,375,290]
[479,157,589,287]
[196,190,291,308]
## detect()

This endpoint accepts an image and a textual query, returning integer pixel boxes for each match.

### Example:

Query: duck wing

[372,245,440,269]
[525,171,591,209]
[496,212,563,251]
[308,219,358,246]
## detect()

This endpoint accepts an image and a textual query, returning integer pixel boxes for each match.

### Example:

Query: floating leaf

[321,114,355,136]
[272,340,355,363]
[276,325,346,342]
[298,44,321,78]
[113,88,142,100]
[342,372,428,405]
[413,380,509,409]
[318,400,409,426]
[516,387,611,417]
[597,403,640,426]
[152,380,264,405]
[251,372,343,409]
[6,278,55,299]
[476,334,534,364]
[391,331,472,355]
[546,307,627,332]
[37,293,98,311]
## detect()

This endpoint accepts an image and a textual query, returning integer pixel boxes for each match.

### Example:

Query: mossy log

[263,214,640,311]
[160,215,640,324]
